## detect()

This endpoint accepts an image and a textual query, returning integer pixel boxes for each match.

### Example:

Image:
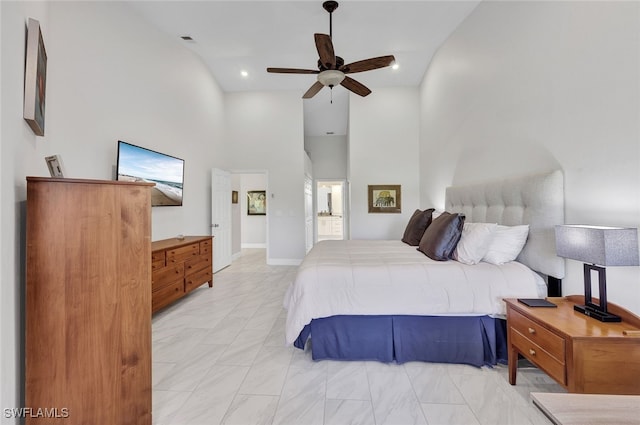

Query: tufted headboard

[445,170,565,279]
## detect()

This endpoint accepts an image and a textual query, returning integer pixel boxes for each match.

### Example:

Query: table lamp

[555,225,639,322]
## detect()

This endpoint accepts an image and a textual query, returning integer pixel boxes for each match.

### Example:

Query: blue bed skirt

[294,315,508,367]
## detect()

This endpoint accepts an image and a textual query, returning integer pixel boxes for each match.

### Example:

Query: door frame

[314,179,348,243]
[230,169,269,261]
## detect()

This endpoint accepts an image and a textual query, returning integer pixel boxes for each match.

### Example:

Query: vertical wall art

[247,190,266,215]
[23,18,47,136]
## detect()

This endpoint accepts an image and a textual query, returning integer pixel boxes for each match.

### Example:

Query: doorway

[316,180,345,242]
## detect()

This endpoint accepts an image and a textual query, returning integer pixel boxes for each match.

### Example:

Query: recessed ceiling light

[392,63,400,70]
[240,70,249,77]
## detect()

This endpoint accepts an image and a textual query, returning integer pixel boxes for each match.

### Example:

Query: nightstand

[504,296,640,394]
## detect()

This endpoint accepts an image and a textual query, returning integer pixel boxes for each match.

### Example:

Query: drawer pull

[529,349,536,356]
[528,327,536,334]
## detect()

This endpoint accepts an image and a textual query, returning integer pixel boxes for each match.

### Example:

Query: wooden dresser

[151,236,213,313]
[26,177,153,424]
[505,296,640,395]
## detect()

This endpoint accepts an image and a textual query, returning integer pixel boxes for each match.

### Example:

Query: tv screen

[116,140,184,206]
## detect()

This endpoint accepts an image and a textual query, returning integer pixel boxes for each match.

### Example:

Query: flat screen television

[116,140,184,206]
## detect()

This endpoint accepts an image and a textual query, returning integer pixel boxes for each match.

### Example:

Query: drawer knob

[529,349,536,356]
[528,327,536,334]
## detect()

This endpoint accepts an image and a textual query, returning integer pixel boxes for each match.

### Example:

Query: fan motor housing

[318,56,344,71]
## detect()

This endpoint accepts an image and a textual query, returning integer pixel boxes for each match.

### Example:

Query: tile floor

[152,249,565,425]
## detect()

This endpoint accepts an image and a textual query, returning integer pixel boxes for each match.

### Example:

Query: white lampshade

[555,225,639,266]
[317,70,345,87]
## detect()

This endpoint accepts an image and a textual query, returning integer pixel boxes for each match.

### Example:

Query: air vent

[180,36,194,41]
[326,132,334,135]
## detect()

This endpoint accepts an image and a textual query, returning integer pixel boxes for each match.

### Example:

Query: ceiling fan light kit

[318,70,345,87]
[267,1,395,100]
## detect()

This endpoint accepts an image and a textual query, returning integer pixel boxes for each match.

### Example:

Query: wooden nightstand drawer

[510,308,565,362]
[511,328,566,385]
[505,297,640,394]
[167,243,199,263]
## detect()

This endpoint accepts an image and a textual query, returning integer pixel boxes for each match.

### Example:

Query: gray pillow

[417,212,466,261]
[402,208,435,246]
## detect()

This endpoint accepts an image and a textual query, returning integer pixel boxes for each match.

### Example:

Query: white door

[211,168,232,272]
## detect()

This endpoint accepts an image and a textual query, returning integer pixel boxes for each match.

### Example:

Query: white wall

[239,173,267,247]
[225,91,306,264]
[1,3,51,420]
[419,1,640,313]
[1,2,226,420]
[48,2,227,240]
[305,135,348,179]
[349,88,421,240]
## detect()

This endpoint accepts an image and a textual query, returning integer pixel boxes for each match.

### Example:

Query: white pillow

[482,224,530,265]
[454,222,498,265]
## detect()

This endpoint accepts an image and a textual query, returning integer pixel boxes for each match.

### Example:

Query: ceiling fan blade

[341,55,396,74]
[314,33,336,69]
[302,81,325,99]
[340,76,371,97]
[267,68,320,74]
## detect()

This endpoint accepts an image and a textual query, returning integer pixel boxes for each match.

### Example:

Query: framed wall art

[232,191,238,204]
[45,155,65,177]
[368,185,401,213]
[23,18,47,136]
[247,190,266,215]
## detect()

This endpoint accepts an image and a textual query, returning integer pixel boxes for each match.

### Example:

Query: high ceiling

[127,1,480,136]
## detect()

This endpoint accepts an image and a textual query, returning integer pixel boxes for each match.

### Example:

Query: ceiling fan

[267,1,396,99]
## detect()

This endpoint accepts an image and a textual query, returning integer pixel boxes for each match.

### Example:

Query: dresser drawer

[152,263,184,291]
[152,250,166,270]
[152,250,166,263]
[152,259,165,271]
[152,280,184,312]
[185,255,211,276]
[185,268,212,292]
[200,239,212,255]
[510,328,566,385]
[509,309,565,362]
[166,243,199,263]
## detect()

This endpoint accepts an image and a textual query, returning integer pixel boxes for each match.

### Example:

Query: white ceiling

[127,1,480,136]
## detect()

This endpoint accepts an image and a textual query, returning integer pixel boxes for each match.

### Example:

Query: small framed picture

[232,190,238,204]
[45,155,65,177]
[368,185,401,213]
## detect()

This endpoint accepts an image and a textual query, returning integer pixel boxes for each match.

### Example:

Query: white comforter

[284,240,545,345]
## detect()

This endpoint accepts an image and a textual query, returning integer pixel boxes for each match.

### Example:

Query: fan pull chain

[330,88,333,104]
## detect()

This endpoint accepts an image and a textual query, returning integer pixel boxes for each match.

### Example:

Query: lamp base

[574,304,621,322]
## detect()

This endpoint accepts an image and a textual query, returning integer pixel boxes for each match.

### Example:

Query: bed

[284,170,565,367]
